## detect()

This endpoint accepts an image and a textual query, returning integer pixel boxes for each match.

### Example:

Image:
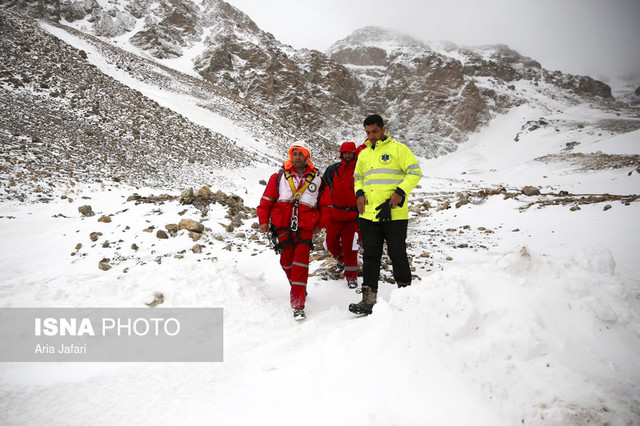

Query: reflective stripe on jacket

[354,136,422,221]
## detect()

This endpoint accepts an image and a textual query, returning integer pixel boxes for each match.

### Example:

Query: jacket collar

[365,135,391,149]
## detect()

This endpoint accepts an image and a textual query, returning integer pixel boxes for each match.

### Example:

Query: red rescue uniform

[258,162,324,309]
[320,142,360,282]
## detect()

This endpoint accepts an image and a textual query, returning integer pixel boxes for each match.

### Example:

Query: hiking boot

[397,282,411,288]
[348,286,377,315]
[336,261,345,273]
[347,279,358,289]
[293,308,306,320]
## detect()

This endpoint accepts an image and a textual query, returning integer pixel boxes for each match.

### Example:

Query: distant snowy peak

[327,26,428,54]
[328,27,540,73]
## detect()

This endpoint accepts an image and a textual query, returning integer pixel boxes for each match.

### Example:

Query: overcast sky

[224,0,640,84]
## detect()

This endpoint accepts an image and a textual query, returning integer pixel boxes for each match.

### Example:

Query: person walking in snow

[258,142,325,320]
[349,114,422,315]
[320,141,361,289]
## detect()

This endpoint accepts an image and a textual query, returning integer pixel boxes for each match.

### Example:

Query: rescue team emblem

[379,153,391,165]
[308,182,317,192]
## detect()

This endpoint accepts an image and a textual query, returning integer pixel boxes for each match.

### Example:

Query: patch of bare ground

[535,152,640,172]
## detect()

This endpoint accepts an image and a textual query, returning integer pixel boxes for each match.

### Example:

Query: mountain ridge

[1,1,639,201]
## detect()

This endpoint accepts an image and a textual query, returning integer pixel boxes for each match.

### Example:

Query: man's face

[364,124,386,143]
[291,149,307,170]
[341,151,355,162]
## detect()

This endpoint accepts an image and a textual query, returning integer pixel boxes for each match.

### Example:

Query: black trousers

[358,218,411,290]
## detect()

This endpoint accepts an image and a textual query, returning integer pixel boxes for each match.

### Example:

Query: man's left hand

[389,192,403,208]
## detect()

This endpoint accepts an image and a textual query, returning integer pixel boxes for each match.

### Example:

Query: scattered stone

[179,188,195,204]
[98,258,111,271]
[102,240,110,248]
[570,205,581,211]
[195,185,213,197]
[437,201,451,211]
[178,219,204,233]
[143,226,154,233]
[165,224,178,234]
[603,204,612,211]
[192,244,203,254]
[156,230,169,239]
[521,186,541,196]
[75,243,82,250]
[455,194,470,208]
[78,205,94,216]
[90,232,103,242]
[98,215,111,223]
[131,243,139,251]
[146,292,164,308]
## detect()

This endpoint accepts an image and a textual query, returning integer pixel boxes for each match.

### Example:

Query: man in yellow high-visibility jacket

[349,114,422,315]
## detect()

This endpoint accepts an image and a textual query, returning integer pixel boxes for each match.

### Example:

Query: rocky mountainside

[3,0,636,158]
[327,27,623,156]
[1,0,363,140]
[1,0,639,202]
[0,7,338,202]
[0,9,250,202]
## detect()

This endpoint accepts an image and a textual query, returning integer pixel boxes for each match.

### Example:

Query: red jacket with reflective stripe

[258,164,324,231]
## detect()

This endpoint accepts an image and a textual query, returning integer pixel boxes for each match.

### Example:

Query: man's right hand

[259,223,269,233]
[356,195,367,214]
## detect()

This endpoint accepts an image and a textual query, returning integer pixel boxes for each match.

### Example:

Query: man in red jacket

[258,142,324,320]
[320,142,360,289]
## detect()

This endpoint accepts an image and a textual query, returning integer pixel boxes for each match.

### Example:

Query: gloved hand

[375,199,392,222]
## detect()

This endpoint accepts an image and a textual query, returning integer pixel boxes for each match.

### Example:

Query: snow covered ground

[1,110,639,425]
[1,24,640,426]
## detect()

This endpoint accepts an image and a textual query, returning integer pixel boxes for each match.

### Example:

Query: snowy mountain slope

[0,137,639,425]
[0,9,338,204]
[1,3,640,425]
[3,1,635,162]
[1,64,639,423]
[326,26,630,157]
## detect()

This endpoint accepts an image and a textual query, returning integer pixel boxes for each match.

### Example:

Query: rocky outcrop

[328,27,489,156]
[543,71,612,99]
[0,10,249,202]
[0,0,627,168]
[192,5,362,133]
[461,44,542,81]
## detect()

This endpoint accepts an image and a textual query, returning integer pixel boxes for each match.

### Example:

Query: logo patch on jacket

[308,182,317,193]
[379,153,391,165]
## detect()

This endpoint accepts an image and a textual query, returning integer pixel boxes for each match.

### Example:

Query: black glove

[375,199,392,222]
